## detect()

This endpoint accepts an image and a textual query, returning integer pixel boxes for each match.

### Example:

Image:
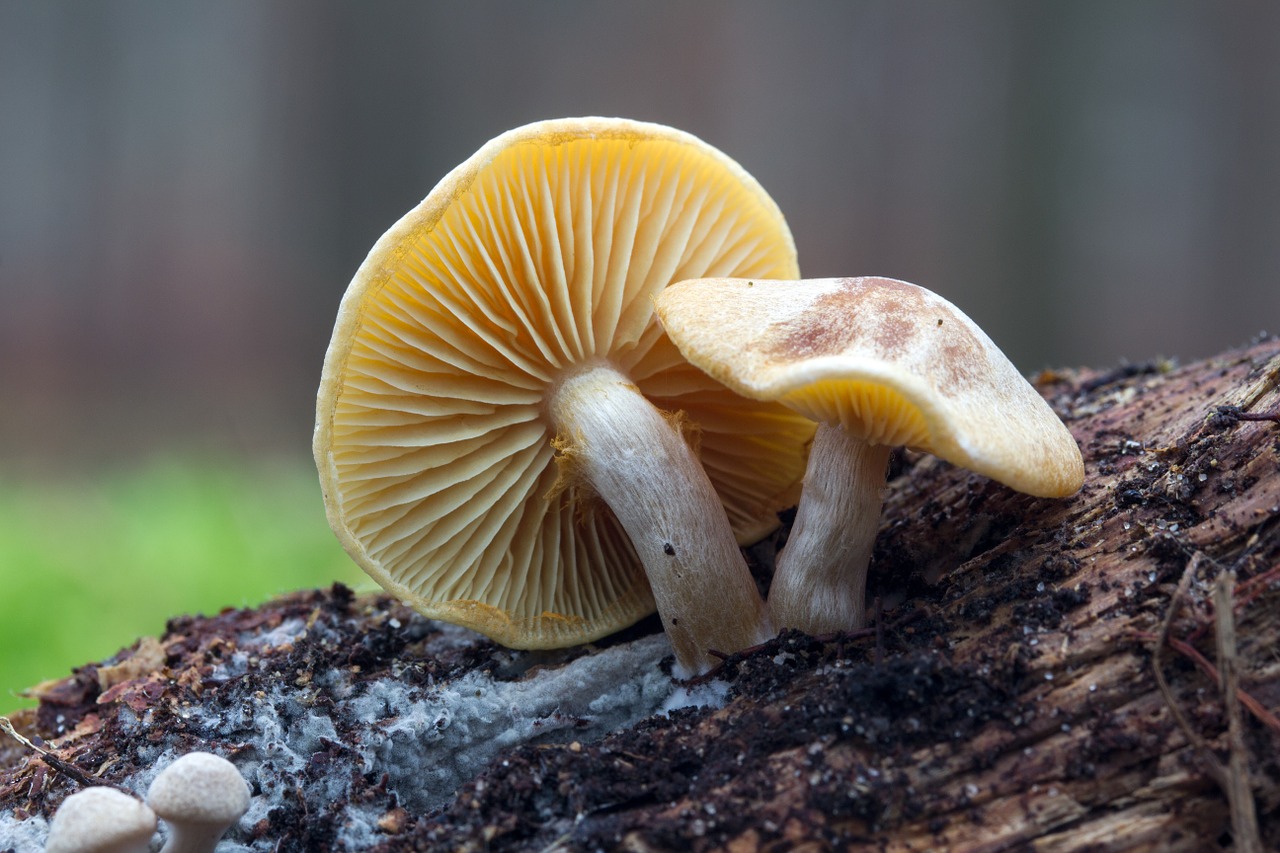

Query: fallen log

[2,337,1278,852]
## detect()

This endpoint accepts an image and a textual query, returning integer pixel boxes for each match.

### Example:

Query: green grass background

[0,455,368,713]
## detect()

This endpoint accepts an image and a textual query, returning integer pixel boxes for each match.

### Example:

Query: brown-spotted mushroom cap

[656,276,1085,633]
[45,787,157,853]
[314,117,812,674]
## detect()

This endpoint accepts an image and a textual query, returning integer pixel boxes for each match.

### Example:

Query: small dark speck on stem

[663,542,676,556]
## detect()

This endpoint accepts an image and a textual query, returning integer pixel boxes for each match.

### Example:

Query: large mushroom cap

[314,117,811,649]
[656,276,1084,498]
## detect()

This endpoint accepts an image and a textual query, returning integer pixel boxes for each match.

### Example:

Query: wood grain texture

[2,338,1278,852]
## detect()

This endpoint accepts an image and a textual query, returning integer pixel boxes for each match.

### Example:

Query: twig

[1130,630,1280,735]
[1185,562,1280,645]
[1232,410,1280,423]
[1214,572,1263,853]
[1211,404,1280,424]
[1146,560,1268,852]
[1232,563,1280,611]
[0,716,99,789]
[1149,634,1280,737]
[1149,553,1215,759]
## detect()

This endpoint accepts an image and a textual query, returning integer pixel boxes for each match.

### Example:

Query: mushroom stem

[549,364,773,675]
[157,823,229,853]
[769,425,892,634]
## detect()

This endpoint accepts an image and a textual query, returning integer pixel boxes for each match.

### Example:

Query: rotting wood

[1214,573,1262,853]
[1,337,1278,852]
[407,336,1280,852]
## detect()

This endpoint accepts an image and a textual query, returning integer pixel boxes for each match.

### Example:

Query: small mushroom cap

[146,752,250,826]
[656,276,1085,498]
[314,117,812,649]
[45,786,156,853]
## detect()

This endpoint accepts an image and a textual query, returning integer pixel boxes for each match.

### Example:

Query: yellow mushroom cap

[655,276,1085,498]
[314,118,812,650]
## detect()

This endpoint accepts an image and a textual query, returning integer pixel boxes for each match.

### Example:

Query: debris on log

[2,336,1278,852]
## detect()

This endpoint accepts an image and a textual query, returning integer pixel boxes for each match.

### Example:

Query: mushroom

[314,117,813,674]
[45,787,156,853]
[146,752,250,853]
[654,276,1085,633]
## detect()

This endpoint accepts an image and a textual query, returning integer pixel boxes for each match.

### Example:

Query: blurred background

[2,1,1277,708]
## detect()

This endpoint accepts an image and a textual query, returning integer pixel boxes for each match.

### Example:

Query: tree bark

[2,338,1278,852]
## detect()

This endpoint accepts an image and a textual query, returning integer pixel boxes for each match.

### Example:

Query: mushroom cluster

[42,752,249,853]
[316,117,1085,674]
[655,276,1085,633]
[314,117,813,675]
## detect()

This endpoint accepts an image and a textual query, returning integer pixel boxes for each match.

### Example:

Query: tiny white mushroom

[146,752,250,853]
[45,786,157,853]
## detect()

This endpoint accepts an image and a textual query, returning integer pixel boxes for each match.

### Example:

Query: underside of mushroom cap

[314,118,811,649]
[656,276,1084,498]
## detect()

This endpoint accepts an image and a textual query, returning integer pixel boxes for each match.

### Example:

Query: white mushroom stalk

[549,364,773,672]
[656,276,1086,635]
[768,427,891,632]
[314,118,814,676]
[146,752,250,853]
